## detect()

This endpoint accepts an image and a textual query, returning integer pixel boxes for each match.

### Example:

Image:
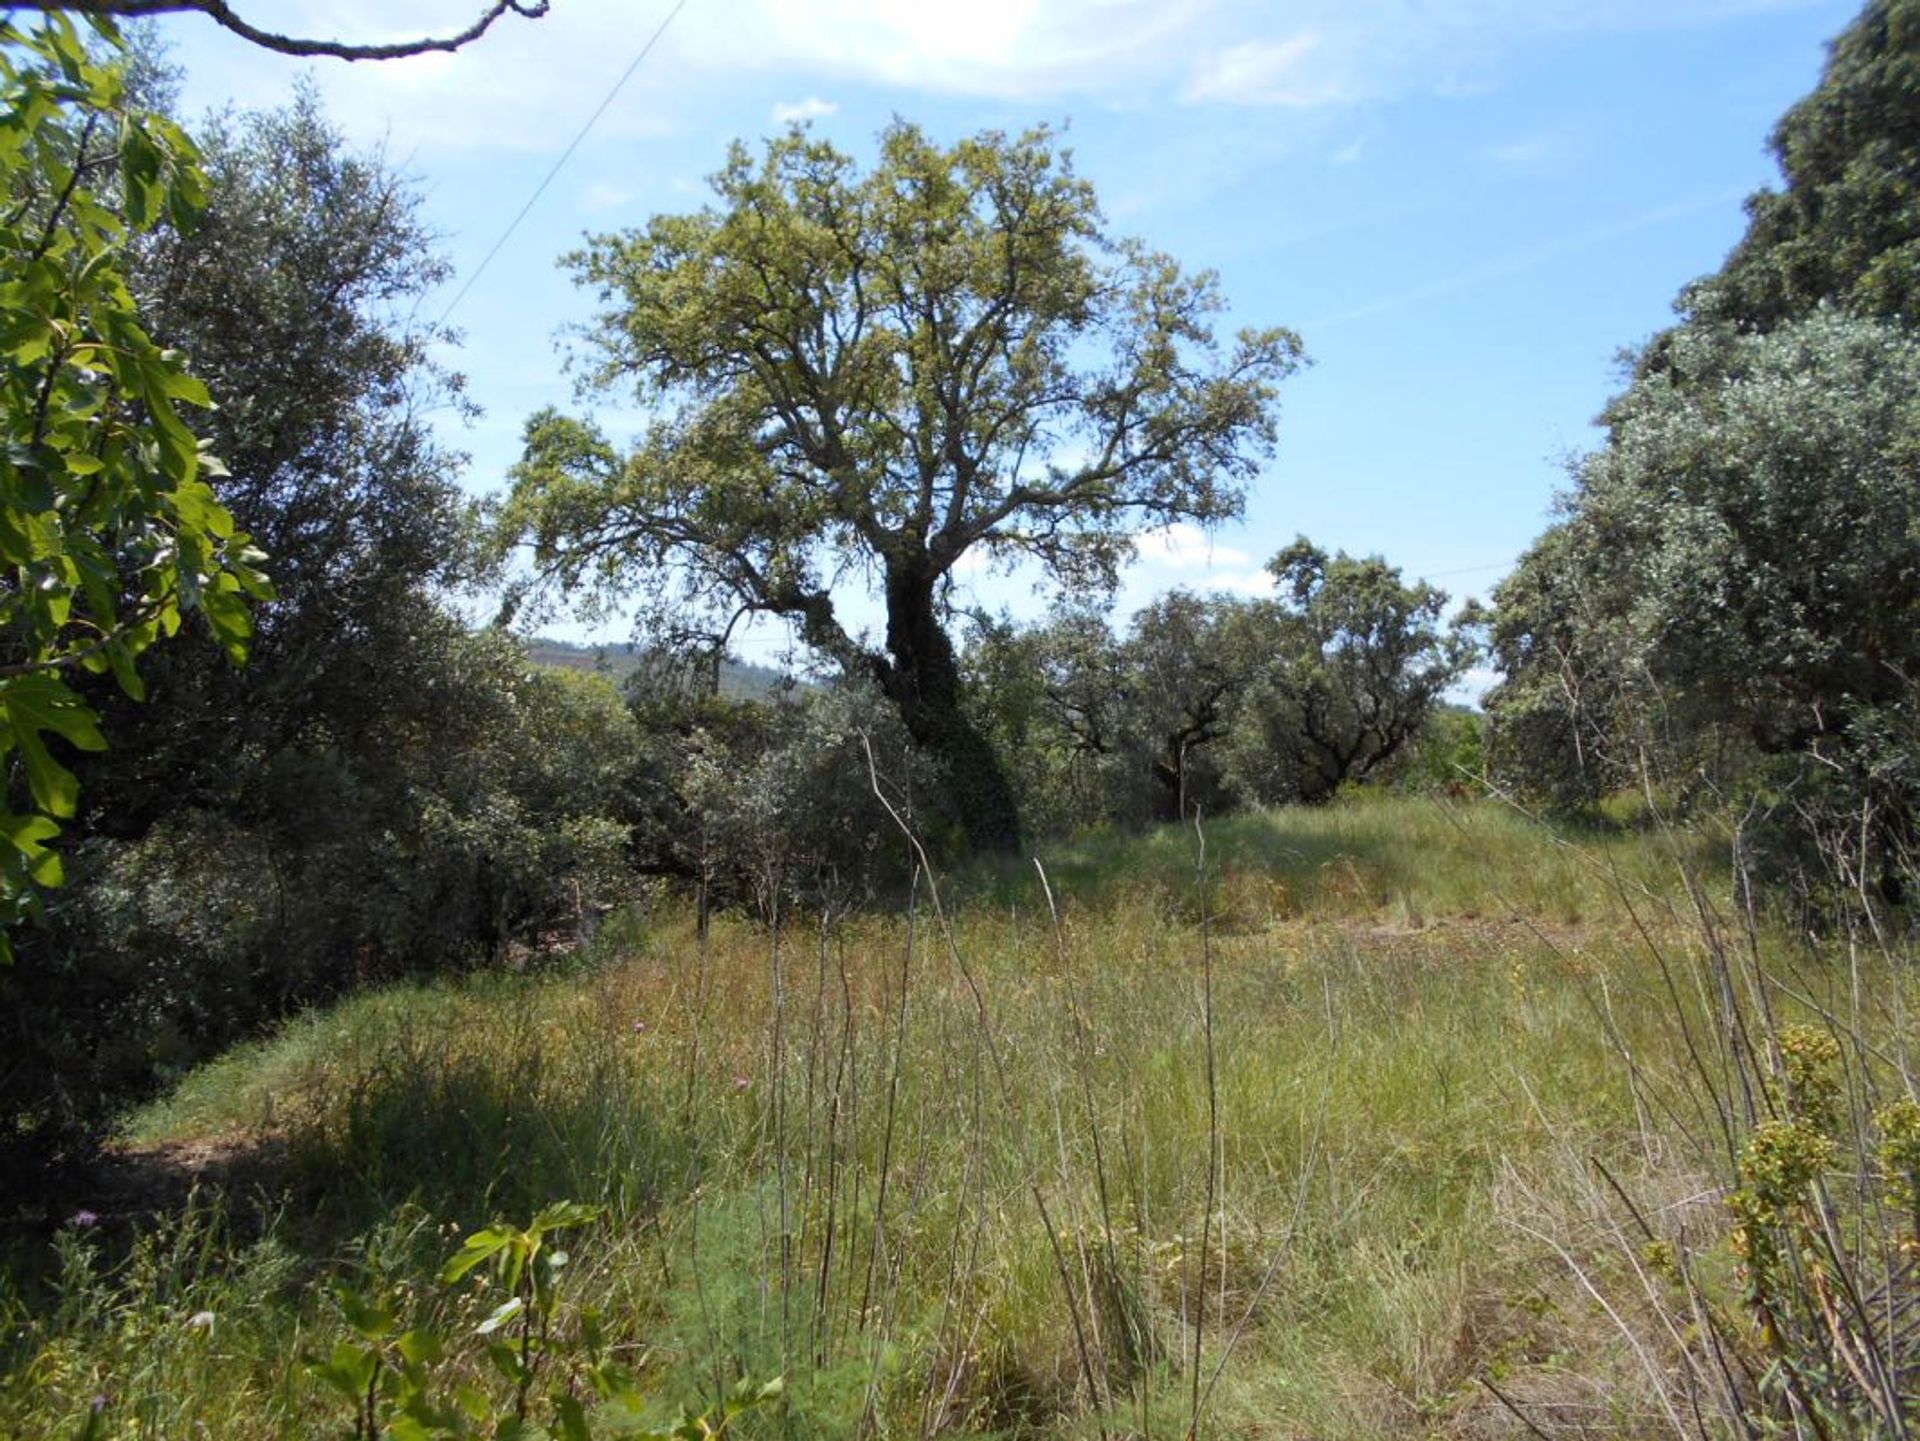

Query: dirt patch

[82,1133,291,1224]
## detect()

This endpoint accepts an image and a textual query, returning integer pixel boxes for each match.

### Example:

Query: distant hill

[525,637,793,700]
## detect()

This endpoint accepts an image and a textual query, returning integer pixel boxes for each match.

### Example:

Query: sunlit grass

[8,796,1893,1440]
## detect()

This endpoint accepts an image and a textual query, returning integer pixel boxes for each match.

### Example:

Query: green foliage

[497,119,1301,847]
[966,542,1477,831]
[1376,705,1485,796]
[1122,589,1257,818]
[0,71,662,1189]
[312,1203,781,1440]
[1,617,651,1194]
[1223,540,1478,807]
[962,605,1153,835]
[436,1201,606,1430]
[1482,524,1638,811]
[0,16,271,956]
[1489,311,1920,893]
[1488,1,1920,896]
[1685,0,1920,330]
[1579,317,1920,754]
[625,676,935,909]
[1658,1015,1920,1437]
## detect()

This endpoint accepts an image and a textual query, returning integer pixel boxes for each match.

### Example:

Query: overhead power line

[1423,559,1514,580]
[438,0,691,324]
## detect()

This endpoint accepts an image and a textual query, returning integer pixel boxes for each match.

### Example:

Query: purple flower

[732,1075,751,1092]
[68,1209,100,1229]
[631,1020,648,1034]
[90,1395,108,1415]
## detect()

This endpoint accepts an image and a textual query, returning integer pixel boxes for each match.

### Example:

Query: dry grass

[6,798,1903,1439]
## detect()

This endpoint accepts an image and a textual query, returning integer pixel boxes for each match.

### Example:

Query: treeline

[961,542,1478,836]
[1480,0,1920,906]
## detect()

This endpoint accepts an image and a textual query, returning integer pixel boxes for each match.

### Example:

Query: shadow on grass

[67,1036,703,1270]
[280,1040,701,1247]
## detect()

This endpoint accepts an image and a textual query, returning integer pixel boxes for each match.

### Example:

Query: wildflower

[733,1074,751,1092]
[186,1310,216,1334]
[67,1209,100,1229]
[632,1020,647,1034]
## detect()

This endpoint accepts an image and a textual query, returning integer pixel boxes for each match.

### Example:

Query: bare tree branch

[15,0,550,61]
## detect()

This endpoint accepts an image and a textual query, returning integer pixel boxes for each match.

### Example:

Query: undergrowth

[3,797,1908,1439]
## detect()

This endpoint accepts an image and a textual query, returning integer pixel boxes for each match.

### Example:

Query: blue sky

[158,0,1860,674]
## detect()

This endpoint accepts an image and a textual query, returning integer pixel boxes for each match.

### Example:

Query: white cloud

[1179,0,1830,112]
[771,95,839,125]
[1208,567,1279,597]
[1107,528,1278,624]
[1183,33,1345,108]
[1329,135,1367,165]
[1131,522,1254,572]
[581,181,636,212]
[726,0,1206,99]
[166,0,1834,157]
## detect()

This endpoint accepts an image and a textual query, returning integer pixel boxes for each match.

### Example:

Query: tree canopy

[960,542,1476,829]
[1487,0,1920,894]
[1684,0,1920,330]
[499,120,1301,847]
[1225,540,1477,806]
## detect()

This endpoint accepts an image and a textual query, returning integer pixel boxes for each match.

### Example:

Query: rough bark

[880,560,1022,851]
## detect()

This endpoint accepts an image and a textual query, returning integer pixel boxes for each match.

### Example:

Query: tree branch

[19,0,550,61]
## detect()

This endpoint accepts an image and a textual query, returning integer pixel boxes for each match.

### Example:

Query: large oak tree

[499,121,1301,848]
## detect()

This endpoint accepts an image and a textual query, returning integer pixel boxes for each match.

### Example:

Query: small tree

[1225,540,1476,805]
[498,120,1301,849]
[1123,590,1263,819]
[1481,522,1638,811]
[961,606,1149,835]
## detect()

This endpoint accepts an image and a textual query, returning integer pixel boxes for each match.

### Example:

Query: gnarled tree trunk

[880,560,1022,851]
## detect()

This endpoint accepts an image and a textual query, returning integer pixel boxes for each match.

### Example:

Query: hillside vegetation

[6,5,1920,1438]
[526,638,793,701]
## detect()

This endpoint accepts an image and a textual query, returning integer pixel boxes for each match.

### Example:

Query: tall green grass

[4,797,1895,1439]
[956,793,1718,926]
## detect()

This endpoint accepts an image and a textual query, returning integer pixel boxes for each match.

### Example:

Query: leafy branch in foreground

[0,15,271,957]
[6,1,550,62]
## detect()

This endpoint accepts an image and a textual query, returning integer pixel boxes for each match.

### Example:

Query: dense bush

[2,631,647,1192]
[1486,1,1920,909]
[0,76,652,1194]
[625,676,936,912]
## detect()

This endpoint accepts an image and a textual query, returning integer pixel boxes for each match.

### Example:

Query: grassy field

[3,798,1910,1439]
